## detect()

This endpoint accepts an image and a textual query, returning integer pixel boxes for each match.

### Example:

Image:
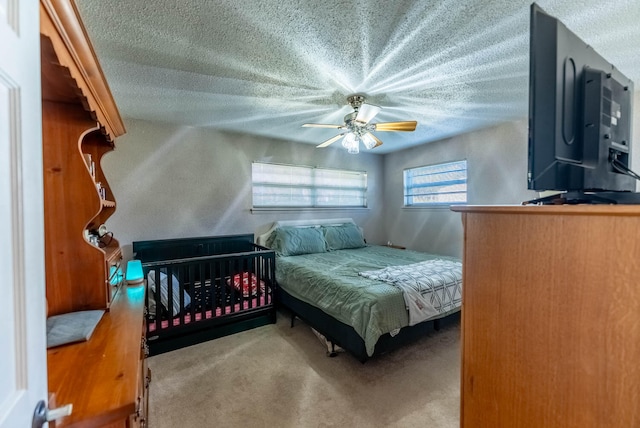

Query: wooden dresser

[47,287,149,427]
[452,205,640,427]
[41,1,149,426]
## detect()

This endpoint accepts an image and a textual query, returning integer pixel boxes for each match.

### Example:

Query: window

[404,160,467,206]
[252,162,367,208]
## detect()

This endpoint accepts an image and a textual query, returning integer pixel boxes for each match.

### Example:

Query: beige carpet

[147,311,461,428]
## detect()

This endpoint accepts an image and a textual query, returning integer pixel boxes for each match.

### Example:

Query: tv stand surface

[523,191,640,205]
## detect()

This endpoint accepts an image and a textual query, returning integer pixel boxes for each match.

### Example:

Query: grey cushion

[271,226,327,256]
[323,224,366,250]
[46,310,104,348]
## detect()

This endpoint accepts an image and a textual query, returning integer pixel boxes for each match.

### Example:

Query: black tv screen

[528,3,635,194]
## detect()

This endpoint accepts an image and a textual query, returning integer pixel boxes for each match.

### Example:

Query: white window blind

[404,160,467,206]
[252,162,367,208]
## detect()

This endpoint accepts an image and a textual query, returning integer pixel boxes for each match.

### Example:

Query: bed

[133,234,276,355]
[257,218,462,362]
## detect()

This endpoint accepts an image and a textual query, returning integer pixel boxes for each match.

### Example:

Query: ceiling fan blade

[316,133,345,148]
[302,123,343,129]
[355,103,381,123]
[366,132,384,148]
[374,121,417,132]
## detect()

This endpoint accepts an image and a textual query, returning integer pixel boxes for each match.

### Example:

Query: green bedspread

[276,245,460,356]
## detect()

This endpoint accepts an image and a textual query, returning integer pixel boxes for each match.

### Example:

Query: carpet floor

[147,311,461,428]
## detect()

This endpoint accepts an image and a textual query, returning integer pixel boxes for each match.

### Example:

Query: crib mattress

[148,295,268,332]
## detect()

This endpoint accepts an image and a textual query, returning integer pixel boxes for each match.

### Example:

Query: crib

[132,234,276,355]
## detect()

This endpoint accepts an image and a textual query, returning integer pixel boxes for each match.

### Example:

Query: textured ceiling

[76,0,640,154]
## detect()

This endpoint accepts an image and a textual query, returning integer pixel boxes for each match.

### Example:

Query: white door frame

[0,0,48,426]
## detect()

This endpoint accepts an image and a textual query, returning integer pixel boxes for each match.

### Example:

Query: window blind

[404,160,467,206]
[252,162,367,208]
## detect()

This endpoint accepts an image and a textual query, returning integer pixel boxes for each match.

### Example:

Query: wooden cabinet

[47,286,149,428]
[452,205,640,427]
[41,1,148,426]
[41,0,125,316]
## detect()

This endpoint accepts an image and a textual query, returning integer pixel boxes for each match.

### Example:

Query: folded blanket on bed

[359,259,462,326]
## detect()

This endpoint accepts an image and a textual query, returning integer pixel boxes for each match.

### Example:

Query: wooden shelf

[103,240,122,263]
[47,286,146,427]
[40,0,125,141]
[41,2,145,425]
[387,244,406,250]
[41,1,124,316]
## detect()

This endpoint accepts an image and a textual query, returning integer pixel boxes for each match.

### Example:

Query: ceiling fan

[302,95,417,154]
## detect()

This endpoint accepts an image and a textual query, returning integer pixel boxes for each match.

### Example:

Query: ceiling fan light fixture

[303,95,417,152]
[361,133,377,150]
[342,132,359,154]
[355,103,381,123]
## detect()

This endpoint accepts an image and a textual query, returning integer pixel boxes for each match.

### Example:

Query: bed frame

[133,234,276,355]
[278,287,459,363]
[257,219,460,363]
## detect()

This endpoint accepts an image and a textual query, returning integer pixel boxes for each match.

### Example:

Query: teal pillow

[271,226,327,256]
[323,224,366,250]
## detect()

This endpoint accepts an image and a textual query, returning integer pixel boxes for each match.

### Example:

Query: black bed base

[276,287,460,363]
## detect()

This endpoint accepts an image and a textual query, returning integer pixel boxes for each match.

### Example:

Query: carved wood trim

[40,0,125,140]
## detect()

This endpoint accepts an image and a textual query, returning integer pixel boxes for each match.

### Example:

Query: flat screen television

[528,3,637,203]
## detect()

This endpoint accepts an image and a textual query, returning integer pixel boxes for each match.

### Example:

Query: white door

[0,0,48,427]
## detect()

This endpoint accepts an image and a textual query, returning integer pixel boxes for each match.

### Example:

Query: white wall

[382,91,640,258]
[102,119,384,260]
[383,119,536,258]
[105,92,640,262]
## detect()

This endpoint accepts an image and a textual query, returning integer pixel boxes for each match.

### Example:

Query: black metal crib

[132,234,276,355]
